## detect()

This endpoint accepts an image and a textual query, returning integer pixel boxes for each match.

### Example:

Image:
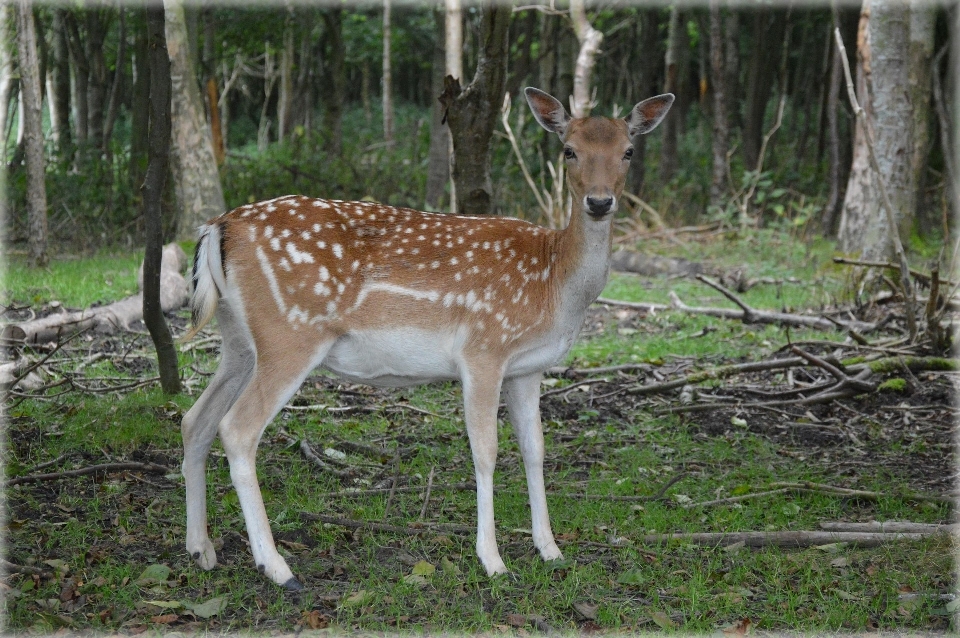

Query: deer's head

[525,88,674,221]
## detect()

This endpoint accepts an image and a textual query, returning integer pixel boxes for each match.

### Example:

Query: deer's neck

[554,209,613,312]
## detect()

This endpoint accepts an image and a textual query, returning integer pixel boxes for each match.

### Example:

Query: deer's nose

[586,196,614,216]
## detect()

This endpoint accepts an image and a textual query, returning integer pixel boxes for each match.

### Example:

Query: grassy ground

[3,229,956,634]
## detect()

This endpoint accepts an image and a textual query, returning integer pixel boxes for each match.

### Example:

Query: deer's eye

[563,147,576,160]
[623,148,634,161]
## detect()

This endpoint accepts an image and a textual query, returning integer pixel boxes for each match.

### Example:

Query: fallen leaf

[278,539,308,552]
[149,614,178,624]
[440,556,461,575]
[830,557,849,568]
[182,596,227,619]
[730,416,747,427]
[43,560,69,576]
[833,589,860,601]
[135,564,171,586]
[340,590,373,608]
[411,560,436,576]
[324,448,347,460]
[650,610,676,629]
[573,602,598,620]
[617,569,645,585]
[402,574,429,586]
[301,610,329,629]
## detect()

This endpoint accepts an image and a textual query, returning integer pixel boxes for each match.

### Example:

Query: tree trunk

[723,5,740,131]
[65,11,88,145]
[321,8,345,156]
[202,7,224,164]
[257,43,277,151]
[907,0,935,235]
[660,5,682,183]
[822,20,845,236]
[569,0,603,118]
[51,10,72,157]
[445,0,463,213]
[84,9,110,150]
[439,0,510,217]
[382,0,394,143]
[102,9,126,154]
[130,10,150,195]
[627,8,661,197]
[708,0,728,210]
[164,0,225,240]
[143,4,181,395]
[0,2,13,230]
[837,0,913,260]
[17,0,48,267]
[277,13,295,142]
[425,9,449,211]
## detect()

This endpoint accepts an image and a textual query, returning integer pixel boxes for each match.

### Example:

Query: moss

[867,357,958,374]
[878,378,907,393]
[841,356,867,366]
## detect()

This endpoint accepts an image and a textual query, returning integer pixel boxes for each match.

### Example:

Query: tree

[16,0,49,267]
[439,0,510,217]
[708,0,728,210]
[321,8,346,155]
[907,1,935,232]
[0,1,13,230]
[627,8,662,196]
[382,0,393,143]
[424,9,449,211]
[143,3,181,395]
[660,5,683,183]
[837,0,913,261]
[742,9,787,171]
[569,0,602,118]
[163,0,225,240]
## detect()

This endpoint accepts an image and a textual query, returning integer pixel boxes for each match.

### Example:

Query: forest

[2,0,958,634]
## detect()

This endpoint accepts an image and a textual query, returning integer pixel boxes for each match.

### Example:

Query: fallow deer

[181,87,673,589]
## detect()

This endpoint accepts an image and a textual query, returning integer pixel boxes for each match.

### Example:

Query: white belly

[322,327,461,387]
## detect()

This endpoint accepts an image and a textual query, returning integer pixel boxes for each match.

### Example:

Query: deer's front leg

[462,365,508,576]
[504,373,563,563]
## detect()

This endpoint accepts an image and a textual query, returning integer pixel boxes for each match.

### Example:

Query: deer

[180,87,673,589]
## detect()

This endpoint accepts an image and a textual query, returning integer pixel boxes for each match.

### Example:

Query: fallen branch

[6,244,189,345]
[315,482,481,499]
[832,257,954,289]
[6,461,172,487]
[2,560,52,577]
[629,356,810,396]
[278,429,355,479]
[674,280,876,333]
[594,297,670,313]
[819,521,957,534]
[770,481,953,504]
[638,530,933,548]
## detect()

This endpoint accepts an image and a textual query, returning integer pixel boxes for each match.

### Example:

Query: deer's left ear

[624,93,675,138]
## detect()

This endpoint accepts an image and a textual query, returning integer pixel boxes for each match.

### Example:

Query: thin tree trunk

[143,4,181,395]
[445,0,463,213]
[164,0,226,240]
[822,19,844,236]
[0,2,14,232]
[743,9,785,171]
[277,13,294,142]
[258,44,276,151]
[439,0,510,217]
[628,8,661,197]
[723,5,740,131]
[322,8,345,155]
[709,0,728,210]
[202,7,223,164]
[425,8,449,211]
[102,9,126,153]
[660,5,682,183]
[382,0,393,143]
[907,0,935,235]
[65,12,88,146]
[569,0,602,119]
[51,10,72,157]
[85,9,110,150]
[361,60,371,125]
[17,0,48,267]
[130,11,150,195]
[838,0,914,260]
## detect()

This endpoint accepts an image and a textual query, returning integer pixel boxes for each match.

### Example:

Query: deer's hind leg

[216,333,337,589]
[182,305,256,570]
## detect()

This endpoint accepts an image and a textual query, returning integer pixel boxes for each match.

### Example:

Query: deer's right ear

[524,87,571,137]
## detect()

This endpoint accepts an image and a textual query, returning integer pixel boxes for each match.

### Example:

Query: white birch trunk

[569,0,603,118]
[445,0,462,213]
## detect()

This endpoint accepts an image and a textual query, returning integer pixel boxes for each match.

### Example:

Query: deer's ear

[625,93,675,138]
[524,87,571,137]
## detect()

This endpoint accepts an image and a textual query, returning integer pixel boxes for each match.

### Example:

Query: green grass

[4,251,145,308]
[4,228,955,633]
